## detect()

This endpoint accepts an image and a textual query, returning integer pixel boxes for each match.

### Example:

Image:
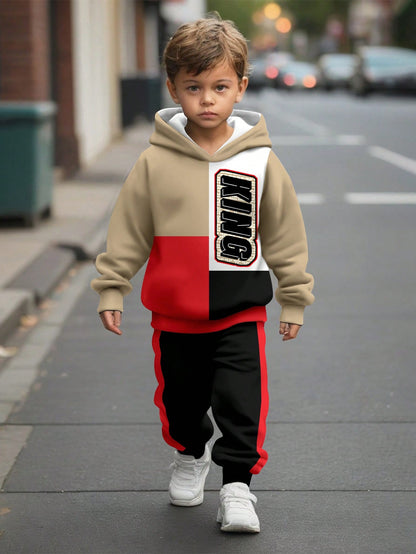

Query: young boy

[91,15,314,533]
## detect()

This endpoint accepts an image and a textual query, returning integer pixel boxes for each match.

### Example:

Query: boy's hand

[279,322,301,342]
[99,310,122,335]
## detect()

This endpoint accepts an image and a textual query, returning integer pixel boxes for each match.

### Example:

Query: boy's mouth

[199,111,217,118]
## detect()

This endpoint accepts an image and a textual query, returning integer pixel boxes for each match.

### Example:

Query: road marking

[279,112,331,136]
[336,135,367,146]
[297,193,325,204]
[369,146,416,176]
[271,135,365,146]
[345,193,416,205]
[255,90,331,136]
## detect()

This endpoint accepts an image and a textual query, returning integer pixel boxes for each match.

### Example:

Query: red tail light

[265,66,279,79]
[283,74,295,86]
[303,75,317,88]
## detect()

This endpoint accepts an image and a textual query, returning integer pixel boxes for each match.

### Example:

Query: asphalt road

[1,90,416,553]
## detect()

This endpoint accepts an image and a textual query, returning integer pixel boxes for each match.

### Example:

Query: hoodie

[91,108,314,333]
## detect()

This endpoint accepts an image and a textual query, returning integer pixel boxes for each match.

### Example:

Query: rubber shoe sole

[217,507,260,533]
[170,488,205,507]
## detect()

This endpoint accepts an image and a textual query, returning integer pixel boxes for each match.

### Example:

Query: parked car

[248,52,294,90]
[266,51,294,71]
[276,61,318,91]
[317,53,357,90]
[351,46,416,96]
[248,56,278,89]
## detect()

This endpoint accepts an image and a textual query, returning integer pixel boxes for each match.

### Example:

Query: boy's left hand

[279,322,301,341]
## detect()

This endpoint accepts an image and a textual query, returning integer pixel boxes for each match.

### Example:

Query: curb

[7,246,76,304]
[0,290,35,344]
[0,263,97,486]
[0,222,106,345]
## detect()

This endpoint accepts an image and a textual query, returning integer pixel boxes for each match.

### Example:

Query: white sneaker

[217,482,260,533]
[168,445,211,506]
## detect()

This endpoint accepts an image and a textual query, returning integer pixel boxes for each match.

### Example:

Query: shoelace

[221,490,257,510]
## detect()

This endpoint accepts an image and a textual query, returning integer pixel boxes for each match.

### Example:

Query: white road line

[336,135,367,146]
[297,193,325,204]
[279,112,331,136]
[270,135,365,146]
[345,193,416,205]
[255,90,331,136]
[369,146,416,176]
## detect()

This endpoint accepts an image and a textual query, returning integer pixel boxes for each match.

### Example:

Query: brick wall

[53,0,80,175]
[0,0,51,100]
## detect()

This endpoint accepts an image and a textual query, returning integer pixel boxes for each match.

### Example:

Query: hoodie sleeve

[259,151,314,325]
[91,155,153,313]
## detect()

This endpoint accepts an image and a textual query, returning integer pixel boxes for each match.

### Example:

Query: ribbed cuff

[280,304,305,326]
[96,288,124,313]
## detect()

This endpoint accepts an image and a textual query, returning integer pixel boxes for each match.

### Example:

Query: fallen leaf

[39,299,54,311]
[0,507,11,516]
[55,283,67,293]
[20,314,39,328]
[0,346,18,358]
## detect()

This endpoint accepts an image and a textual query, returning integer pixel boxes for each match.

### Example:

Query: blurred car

[276,61,318,91]
[248,52,294,90]
[317,53,357,90]
[350,46,416,96]
[266,51,294,70]
[248,56,279,90]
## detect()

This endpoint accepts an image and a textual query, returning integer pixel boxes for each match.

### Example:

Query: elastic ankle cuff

[181,446,206,459]
[222,466,252,486]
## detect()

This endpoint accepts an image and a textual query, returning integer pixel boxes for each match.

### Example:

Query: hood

[150,107,271,162]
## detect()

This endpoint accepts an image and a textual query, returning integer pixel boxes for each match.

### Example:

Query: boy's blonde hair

[163,14,249,82]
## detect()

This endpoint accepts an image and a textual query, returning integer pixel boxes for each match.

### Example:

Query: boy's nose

[201,90,214,105]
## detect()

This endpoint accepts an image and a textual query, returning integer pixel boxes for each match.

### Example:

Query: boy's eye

[217,85,227,92]
[187,86,199,92]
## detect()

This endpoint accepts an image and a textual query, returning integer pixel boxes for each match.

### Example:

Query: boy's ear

[166,79,180,104]
[235,76,249,103]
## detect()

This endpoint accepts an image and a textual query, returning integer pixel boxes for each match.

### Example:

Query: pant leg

[211,322,269,477]
[152,329,214,457]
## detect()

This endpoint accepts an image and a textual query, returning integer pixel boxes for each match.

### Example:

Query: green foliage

[393,0,416,50]
[286,0,349,35]
[207,0,349,38]
[206,0,264,37]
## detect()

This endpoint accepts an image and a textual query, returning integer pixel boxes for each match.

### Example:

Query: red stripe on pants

[250,322,269,474]
[152,329,185,451]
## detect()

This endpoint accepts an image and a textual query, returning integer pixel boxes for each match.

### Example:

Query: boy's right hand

[99,310,122,335]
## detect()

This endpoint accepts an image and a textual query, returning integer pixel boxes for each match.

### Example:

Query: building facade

[0,0,166,176]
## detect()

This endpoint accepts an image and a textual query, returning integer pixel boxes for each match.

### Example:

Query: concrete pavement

[1,98,416,553]
[0,121,152,420]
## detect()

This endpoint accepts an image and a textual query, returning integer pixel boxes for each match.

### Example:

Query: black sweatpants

[152,321,269,483]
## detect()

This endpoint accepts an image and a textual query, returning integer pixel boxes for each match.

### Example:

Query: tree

[393,0,416,50]
[207,0,350,42]
[207,0,264,38]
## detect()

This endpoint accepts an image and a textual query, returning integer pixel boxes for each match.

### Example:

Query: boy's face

[167,61,248,137]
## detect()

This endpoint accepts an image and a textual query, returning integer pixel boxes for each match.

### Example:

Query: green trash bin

[0,101,56,226]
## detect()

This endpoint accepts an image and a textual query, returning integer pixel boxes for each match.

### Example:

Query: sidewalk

[1,112,416,553]
[0,122,153,345]
[0,121,152,424]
